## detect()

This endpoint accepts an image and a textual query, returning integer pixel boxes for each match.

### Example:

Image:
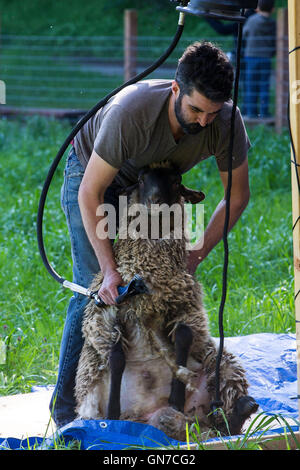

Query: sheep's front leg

[106,340,125,420]
[168,323,193,412]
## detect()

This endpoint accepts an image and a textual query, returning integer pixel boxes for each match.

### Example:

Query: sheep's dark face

[138,167,182,209]
[137,166,205,210]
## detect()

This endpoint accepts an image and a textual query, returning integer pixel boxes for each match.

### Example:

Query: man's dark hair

[175,41,234,102]
[258,0,275,13]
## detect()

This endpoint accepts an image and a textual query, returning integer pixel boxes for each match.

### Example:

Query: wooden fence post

[288,0,300,422]
[124,9,137,82]
[275,8,289,133]
[0,14,5,105]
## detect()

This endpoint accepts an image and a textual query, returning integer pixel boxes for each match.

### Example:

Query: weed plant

[0,117,294,397]
[185,412,300,450]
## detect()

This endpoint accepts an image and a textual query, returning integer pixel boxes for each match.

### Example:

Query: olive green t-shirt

[74,79,250,189]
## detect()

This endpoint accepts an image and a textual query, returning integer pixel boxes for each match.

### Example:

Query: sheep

[75,163,258,440]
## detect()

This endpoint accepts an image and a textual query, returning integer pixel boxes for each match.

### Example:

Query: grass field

[0,116,294,396]
[2,0,283,111]
[2,0,286,37]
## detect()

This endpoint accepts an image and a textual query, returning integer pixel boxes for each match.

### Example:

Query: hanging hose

[36,12,185,286]
[211,19,244,412]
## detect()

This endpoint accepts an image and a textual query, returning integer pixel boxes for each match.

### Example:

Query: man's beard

[174,93,207,135]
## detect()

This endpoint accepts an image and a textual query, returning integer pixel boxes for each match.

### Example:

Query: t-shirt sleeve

[93,104,140,169]
[242,18,251,36]
[214,107,251,172]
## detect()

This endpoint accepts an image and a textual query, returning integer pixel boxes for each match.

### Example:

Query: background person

[242,0,276,118]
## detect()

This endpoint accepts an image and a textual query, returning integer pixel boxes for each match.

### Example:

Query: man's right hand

[98,269,125,305]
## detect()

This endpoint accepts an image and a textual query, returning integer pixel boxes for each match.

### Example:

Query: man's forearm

[189,197,248,270]
[78,186,117,276]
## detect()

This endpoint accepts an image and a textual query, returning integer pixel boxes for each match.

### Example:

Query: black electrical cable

[36,17,185,285]
[211,19,244,412]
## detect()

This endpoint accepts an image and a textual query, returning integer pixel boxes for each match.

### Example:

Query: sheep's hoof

[228,395,259,435]
[148,406,189,441]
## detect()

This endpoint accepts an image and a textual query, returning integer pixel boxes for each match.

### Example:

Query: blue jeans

[243,56,272,118]
[49,147,119,427]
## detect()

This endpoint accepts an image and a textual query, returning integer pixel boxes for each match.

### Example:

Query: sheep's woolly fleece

[75,174,249,434]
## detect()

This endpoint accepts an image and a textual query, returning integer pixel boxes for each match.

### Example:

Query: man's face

[174,87,224,135]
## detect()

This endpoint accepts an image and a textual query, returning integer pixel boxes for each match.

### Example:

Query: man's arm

[78,150,122,305]
[187,158,250,274]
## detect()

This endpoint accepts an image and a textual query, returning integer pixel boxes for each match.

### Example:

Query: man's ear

[171,80,180,98]
[180,184,205,204]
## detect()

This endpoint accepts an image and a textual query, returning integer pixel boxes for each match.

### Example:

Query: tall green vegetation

[2,0,284,37]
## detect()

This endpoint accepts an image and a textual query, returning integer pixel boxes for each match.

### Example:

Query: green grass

[0,0,219,37]
[0,116,72,394]
[185,124,294,336]
[186,412,300,450]
[1,5,224,110]
[0,116,294,396]
[2,0,283,110]
[2,0,285,37]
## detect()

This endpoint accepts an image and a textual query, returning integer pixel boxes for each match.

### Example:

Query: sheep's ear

[180,184,205,204]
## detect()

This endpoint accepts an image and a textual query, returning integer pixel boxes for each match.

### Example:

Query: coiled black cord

[36,17,185,284]
[211,19,244,412]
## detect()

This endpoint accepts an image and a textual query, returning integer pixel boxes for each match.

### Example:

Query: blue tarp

[226,333,298,419]
[0,333,298,450]
[0,419,184,451]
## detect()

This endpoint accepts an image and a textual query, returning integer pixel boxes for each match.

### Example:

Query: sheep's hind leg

[203,345,259,435]
[106,340,125,420]
[168,323,193,412]
[227,395,259,435]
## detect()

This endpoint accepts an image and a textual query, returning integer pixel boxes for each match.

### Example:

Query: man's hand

[78,150,123,305]
[186,250,202,275]
[185,158,250,275]
[98,269,124,305]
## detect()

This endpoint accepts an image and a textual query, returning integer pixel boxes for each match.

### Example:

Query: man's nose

[197,113,209,127]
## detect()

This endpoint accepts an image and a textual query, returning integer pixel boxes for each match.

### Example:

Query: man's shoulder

[217,101,243,124]
[113,79,172,108]
[243,12,272,32]
[102,79,170,120]
[244,12,259,27]
[246,12,259,21]
[102,79,172,130]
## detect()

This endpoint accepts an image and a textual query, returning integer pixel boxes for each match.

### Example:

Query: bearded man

[50,41,250,428]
